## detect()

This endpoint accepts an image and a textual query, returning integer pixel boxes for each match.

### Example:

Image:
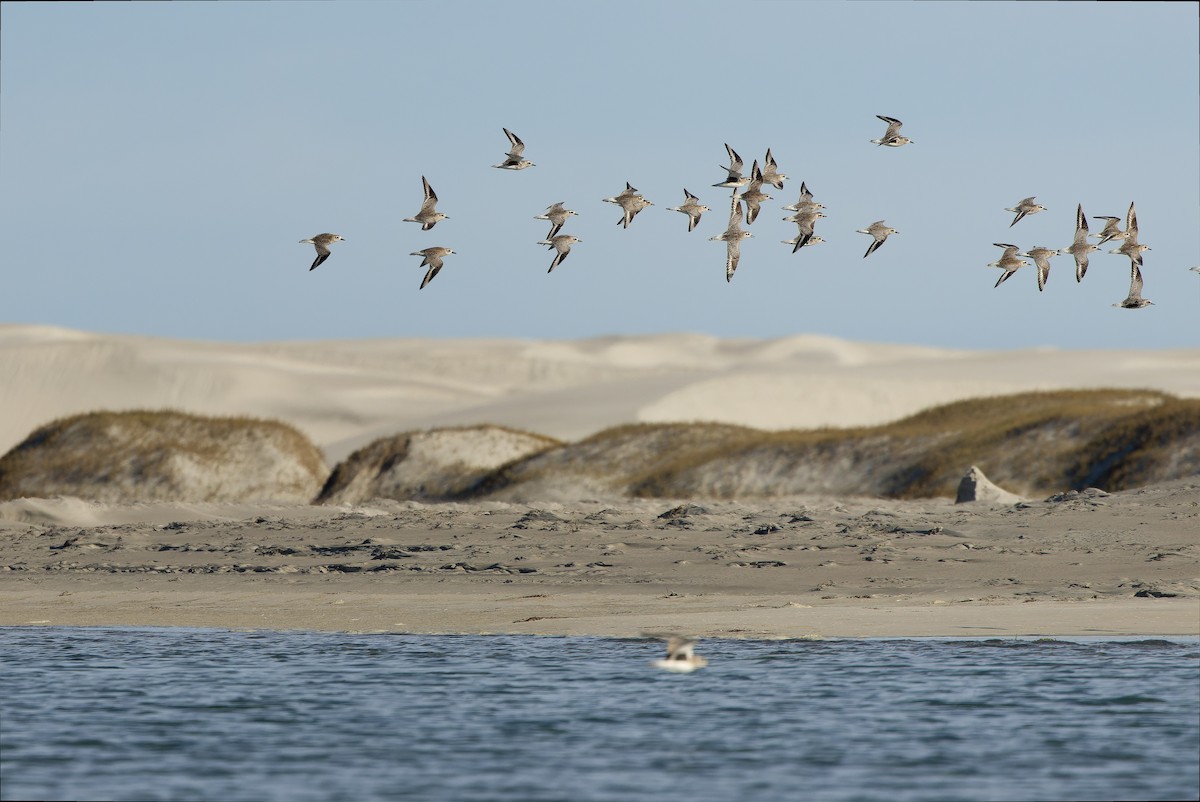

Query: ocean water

[0,628,1197,802]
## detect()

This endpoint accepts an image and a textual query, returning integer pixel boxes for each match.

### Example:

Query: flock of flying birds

[299,117,1177,307]
[988,197,1155,309]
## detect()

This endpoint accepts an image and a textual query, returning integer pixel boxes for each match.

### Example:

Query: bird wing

[1036,256,1050,292]
[503,128,525,157]
[725,240,740,282]
[420,263,441,289]
[724,143,743,173]
[1125,202,1138,243]
[666,637,695,659]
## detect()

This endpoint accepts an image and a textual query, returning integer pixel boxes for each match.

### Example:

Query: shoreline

[2,578,1197,640]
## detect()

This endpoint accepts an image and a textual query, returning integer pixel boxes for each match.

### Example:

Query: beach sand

[2,484,1197,638]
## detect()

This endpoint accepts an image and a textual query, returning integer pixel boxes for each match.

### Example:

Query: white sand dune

[3,324,1198,465]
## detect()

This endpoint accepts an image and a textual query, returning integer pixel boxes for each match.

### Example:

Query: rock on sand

[955,465,1023,505]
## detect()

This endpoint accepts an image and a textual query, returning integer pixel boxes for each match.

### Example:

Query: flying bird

[538,234,581,273]
[299,233,345,271]
[666,189,710,233]
[1059,204,1099,282]
[871,115,912,147]
[1109,201,1150,269]
[988,243,1029,288]
[1113,264,1153,309]
[760,147,787,190]
[410,247,455,290]
[713,143,749,188]
[602,182,653,228]
[737,161,772,225]
[1091,215,1127,246]
[781,181,824,213]
[784,207,826,252]
[856,220,898,258]
[783,235,825,251]
[710,199,753,282]
[493,128,535,170]
[1006,196,1046,228]
[534,202,578,240]
[402,176,449,231]
[1020,246,1059,292]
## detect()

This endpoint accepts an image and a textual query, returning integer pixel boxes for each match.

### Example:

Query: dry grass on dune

[470,421,759,501]
[1,391,1196,505]
[0,410,328,504]
[1063,400,1200,490]
[318,389,1199,502]
[621,389,1199,500]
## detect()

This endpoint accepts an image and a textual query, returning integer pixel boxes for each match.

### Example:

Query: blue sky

[2,1,1196,350]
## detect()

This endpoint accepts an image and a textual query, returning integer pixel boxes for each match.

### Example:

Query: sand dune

[3,325,1198,466]
[0,411,326,504]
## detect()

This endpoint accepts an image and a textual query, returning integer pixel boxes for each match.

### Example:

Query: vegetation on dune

[458,389,1197,501]
[0,410,327,503]
[620,389,1197,499]
[3,391,1196,504]
[1064,399,1200,491]
[469,421,756,499]
[853,388,1178,497]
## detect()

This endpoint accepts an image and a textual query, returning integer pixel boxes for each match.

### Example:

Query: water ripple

[1,628,1197,802]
